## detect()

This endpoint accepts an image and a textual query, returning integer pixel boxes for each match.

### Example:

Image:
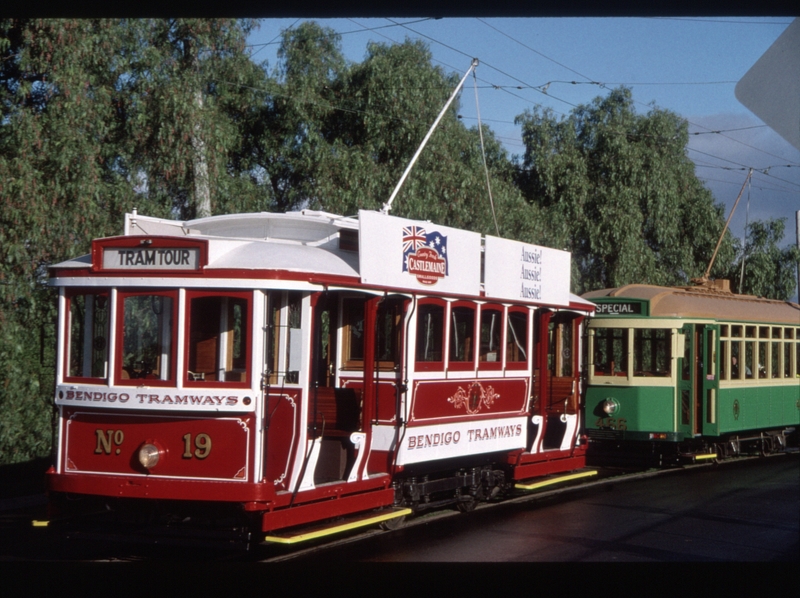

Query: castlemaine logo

[402,225,448,285]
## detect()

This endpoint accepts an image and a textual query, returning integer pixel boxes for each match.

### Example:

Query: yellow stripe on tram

[515,469,598,491]
[694,453,717,461]
[263,508,413,545]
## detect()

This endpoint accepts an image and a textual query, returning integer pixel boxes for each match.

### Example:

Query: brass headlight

[138,442,163,470]
[602,398,620,415]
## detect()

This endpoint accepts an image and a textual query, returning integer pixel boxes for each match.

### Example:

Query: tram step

[263,507,412,545]
[515,469,598,491]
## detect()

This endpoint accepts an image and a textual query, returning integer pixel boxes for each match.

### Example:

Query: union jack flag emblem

[402,225,428,253]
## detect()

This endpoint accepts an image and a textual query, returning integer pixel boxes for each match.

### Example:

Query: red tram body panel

[46,209,595,539]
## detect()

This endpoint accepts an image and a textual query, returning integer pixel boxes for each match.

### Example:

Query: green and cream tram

[583,282,800,465]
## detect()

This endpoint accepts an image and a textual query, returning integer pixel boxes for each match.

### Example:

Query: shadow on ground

[0,457,50,499]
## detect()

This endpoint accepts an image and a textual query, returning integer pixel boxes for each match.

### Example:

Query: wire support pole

[473,68,500,237]
[739,178,753,292]
[703,168,753,281]
[381,58,479,215]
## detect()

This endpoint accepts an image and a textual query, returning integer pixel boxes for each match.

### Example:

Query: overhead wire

[241,17,799,206]
[472,18,799,168]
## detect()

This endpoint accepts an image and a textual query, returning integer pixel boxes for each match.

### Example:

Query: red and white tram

[46,208,595,543]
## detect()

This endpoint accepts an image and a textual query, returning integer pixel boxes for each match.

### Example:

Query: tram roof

[50,210,594,311]
[583,283,800,325]
[50,210,362,278]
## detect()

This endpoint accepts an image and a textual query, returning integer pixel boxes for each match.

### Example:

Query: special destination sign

[593,302,644,316]
[483,235,571,306]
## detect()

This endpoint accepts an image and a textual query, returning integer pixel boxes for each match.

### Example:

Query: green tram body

[582,283,800,465]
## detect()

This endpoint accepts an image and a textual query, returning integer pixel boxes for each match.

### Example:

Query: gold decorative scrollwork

[448,382,500,415]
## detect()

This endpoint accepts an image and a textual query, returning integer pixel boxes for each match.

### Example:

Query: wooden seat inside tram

[309,387,362,484]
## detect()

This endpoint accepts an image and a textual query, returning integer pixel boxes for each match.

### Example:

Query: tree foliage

[515,88,738,293]
[249,22,541,240]
[0,18,266,463]
[727,218,800,301]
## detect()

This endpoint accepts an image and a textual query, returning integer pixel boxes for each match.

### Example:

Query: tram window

[731,342,743,380]
[342,296,403,370]
[265,292,282,385]
[593,328,628,377]
[758,341,768,378]
[506,310,528,366]
[285,292,303,384]
[119,293,175,383]
[547,318,571,376]
[450,305,476,364]
[416,303,444,364]
[186,293,250,385]
[342,298,366,368]
[66,292,109,380]
[682,330,691,381]
[559,320,574,377]
[732,325,742,338]
[784,342,792,378]
[375,297,403,369]
[633,328,671,377]
[720,325,728,337]
[772,341,780,379]
[479,307,503,363]
[796,342,800,378]
[744,341,755,378]
[720,341,727,380]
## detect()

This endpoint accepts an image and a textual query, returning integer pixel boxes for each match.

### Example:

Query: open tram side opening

[537,310,584,452]
[286,291,407,487]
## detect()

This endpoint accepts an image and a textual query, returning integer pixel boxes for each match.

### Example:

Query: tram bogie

[45,209,596,544]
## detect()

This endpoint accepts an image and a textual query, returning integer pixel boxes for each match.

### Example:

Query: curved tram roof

[50,210,595,311]
[584,283,800,326]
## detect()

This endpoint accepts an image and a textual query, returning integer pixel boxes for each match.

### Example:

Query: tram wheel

[760,436,774,457]
[380,514,407,531]
[457,496,477,513]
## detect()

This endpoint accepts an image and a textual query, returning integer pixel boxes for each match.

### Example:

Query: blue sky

[246,17,800,294]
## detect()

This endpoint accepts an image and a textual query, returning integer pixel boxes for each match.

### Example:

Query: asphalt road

[282,453,799,563]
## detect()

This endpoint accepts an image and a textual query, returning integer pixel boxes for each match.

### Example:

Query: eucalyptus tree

[256,22,543,241]
[515,87,736,293]
[729,218,800,301]
[0,18,265,462]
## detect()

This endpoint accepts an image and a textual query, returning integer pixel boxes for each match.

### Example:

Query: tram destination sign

[93,237,208,272]
[594,302,644,316]
[102,247,201,270]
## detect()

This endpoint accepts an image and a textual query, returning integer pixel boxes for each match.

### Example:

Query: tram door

[678,324,719,439]
[308,291,363,484]
[538,311,583,451]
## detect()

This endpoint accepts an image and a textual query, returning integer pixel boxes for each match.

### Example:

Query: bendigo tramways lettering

[60,391,239,406]
[407,424,524,450]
